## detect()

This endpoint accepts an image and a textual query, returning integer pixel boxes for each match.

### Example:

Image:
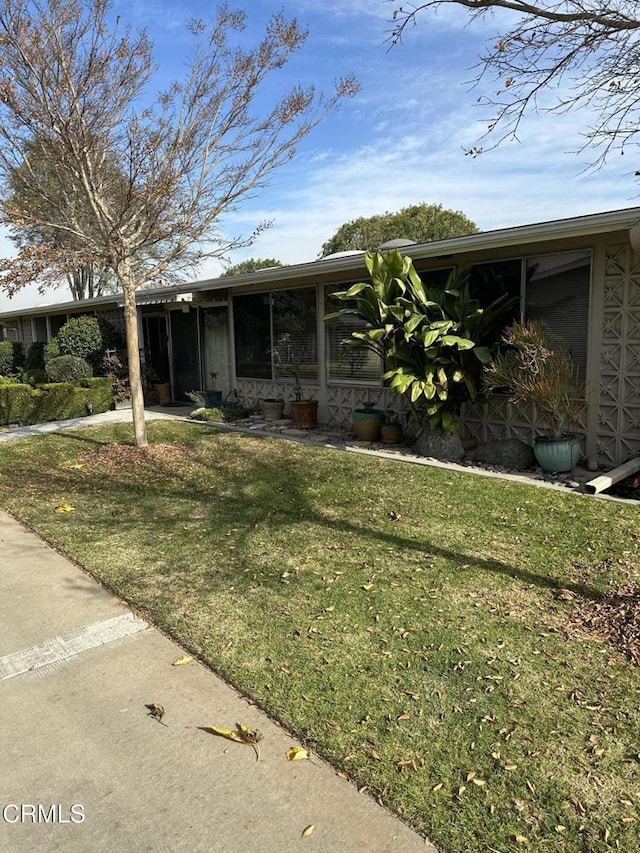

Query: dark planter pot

[353,408,384,441]
[380,423,403,444]
[290,399,318,429]
[533,434,582,473]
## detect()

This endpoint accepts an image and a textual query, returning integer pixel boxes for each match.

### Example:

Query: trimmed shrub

[0,377,112,425]
[0,383,33,424]
[0,340,14,375]
[45,355,93,383]
[20,368,47,385]
[57,316,103,367]
[43,338,61,363]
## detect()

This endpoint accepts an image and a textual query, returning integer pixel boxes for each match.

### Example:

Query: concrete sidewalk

[0,509,436,853]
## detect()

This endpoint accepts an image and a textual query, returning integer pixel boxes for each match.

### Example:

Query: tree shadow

[25,426,607,608]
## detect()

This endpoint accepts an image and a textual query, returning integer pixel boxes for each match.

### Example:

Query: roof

[1,206,639,321]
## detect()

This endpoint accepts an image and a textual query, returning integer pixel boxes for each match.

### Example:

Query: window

[234,293,272,379]
[525,251,591,375]
[272,288,318,382]
[233,287,318,381]
[325,285,382,383]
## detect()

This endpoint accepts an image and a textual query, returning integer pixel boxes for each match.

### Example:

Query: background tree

[320,202,478,256]
[390,1,640,167]
[0,0,358,447]
[221,257,283,276]
[5,139,118,300]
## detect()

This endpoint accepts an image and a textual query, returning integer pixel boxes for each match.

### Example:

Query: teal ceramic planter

[533,435,582,473]
[353,408,384,441]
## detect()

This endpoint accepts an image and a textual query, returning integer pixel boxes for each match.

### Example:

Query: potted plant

[262,397,285,421]
[325,250,516,461]
[380,409,403,444]
[271,333,318,429]
[353,401,385,441]
[484,320,584,472]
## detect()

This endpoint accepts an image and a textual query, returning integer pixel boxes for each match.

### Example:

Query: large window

[325,267,454,384]
[325,285,383,383]
[525,251,591,375]
[233,287,318,381]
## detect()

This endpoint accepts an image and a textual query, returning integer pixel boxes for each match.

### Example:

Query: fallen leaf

[369,749,381,761]
[432,782,443,792]
[472,778,486,787]
[362,583,374,591]
[302,824,315,838]
[54,503,75,513]
[514,834,529,845]
[287,746,310,761]
[172,655,193,666]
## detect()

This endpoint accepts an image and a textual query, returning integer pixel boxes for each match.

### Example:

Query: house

[1,206,640,470]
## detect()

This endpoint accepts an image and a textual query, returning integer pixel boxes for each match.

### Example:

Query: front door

[170,308,201,402]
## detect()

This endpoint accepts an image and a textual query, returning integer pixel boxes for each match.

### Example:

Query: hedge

[0,377,112,426]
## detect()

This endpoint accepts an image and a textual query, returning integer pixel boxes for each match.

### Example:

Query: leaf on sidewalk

[172,655,193,666]
[302,824,315,838]
[200,722,263,760]
[287,746,310,761]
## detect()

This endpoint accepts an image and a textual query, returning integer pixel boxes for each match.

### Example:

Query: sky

[0,0,637,312]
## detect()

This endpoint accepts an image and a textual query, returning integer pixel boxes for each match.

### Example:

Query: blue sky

[0,0,636,311]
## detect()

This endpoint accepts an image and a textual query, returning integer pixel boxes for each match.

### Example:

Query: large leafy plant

[325,250,515,433]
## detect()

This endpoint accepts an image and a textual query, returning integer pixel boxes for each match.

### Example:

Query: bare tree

[390,1,640,165]
[0,0,358,446]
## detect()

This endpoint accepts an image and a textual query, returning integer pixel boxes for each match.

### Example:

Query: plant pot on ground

[484,320,585,473]
[262,398,284,421]
[290,399,318,429]
[353,402,384,441]
[380,411,403,444]
[271,333,318,429]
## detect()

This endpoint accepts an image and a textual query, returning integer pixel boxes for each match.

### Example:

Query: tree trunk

[120,267,147,448]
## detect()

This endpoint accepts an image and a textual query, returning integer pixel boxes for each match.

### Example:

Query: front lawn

[0,421,638,852]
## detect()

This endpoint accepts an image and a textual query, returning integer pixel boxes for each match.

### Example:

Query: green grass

[1,420,639,852]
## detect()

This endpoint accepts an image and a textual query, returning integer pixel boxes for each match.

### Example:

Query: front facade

[2,207,640,470]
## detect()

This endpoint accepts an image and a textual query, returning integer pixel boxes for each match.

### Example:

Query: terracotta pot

[380,423,403,444]
[290,399,318,429]
[153,383,171,405]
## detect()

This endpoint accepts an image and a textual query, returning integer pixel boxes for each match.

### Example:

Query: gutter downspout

[584,457,640,495]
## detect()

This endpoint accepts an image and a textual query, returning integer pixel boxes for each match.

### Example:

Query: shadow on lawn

[12,426,607,606]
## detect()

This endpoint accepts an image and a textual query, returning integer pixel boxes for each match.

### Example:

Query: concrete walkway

[0,415,436,853]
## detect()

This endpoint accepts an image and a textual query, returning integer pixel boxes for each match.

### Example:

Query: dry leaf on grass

[54,503,75,513]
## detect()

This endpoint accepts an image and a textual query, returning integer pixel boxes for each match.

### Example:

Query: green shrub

[24,341,46,371]
[189,406,249,423]
[45,355,93,383]
[0,376,113,425]
[43,338,61,363]
[57,316,103,368]
[0,340,14,375]
[20,368,47,385]
[0,383,33,424]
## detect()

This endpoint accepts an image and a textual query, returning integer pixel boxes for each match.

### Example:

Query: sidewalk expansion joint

[0,612,149,681]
